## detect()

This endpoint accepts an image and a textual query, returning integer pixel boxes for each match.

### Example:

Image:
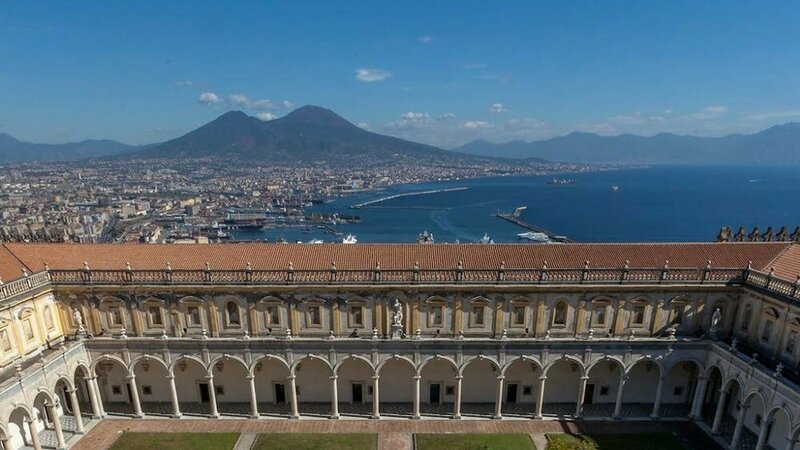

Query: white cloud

[489,103,507,113]
[255,112,277,121]
[744,109,800,121]
[229,94,275,110]
[401,111,430,121]
[439,112,456,119]
[685,105,728,120]
[418,36,432,44]
[463,63,487,69]
[174,80,194,88]
[280,100,294,109]
[198,92,222,105]
[463,120,491,129]
[356,122,370,129]
[355,68,392,82]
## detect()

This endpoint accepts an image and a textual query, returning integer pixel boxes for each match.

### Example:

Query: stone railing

[744,269,800,300]
[46,264,747,286]
[0,270,51,301]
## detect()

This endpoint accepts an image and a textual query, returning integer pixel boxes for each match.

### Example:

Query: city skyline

[1,1,800,148]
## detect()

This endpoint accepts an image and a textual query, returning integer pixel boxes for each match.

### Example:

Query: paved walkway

[70,418,721,450]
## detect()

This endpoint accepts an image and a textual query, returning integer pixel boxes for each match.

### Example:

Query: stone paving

[70,419,722,450]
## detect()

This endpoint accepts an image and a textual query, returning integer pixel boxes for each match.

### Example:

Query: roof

[0,245,28,281]
[1,242,796,280]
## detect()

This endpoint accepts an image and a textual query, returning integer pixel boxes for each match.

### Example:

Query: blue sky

[1,1,799,148]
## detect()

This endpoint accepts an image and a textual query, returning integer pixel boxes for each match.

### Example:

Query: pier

[496,206,574,243]
[350,187,467,209]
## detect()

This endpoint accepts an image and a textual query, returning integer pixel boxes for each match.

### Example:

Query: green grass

[252,433,377,450]
[545,433,684,450]
[110,432,240,450]
[416,433,536,450]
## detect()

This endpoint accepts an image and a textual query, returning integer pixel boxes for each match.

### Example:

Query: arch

[376,354,416,375]
[459,355,501,376]
[541,355,584,413]
[130,354,171,417]
[7,404,34,449]
[291,354,333,375]
[53,373,75,392]
[209,354,252,416]
[418,355,458,375]
[169,354,209,376]
[225,301,241,327]
[377,355,416,417]
[501,355,543,377]
[622,357,662,416]
[333,354,375,375]
[544,355,585,377]
[584,356,625,414]
[209,354,249,376]
[500,356,542,417]
[250,354,291,374]
[461,355,501,414]
[294,354,334,415]
[130,354,170,375]
[742,389,767,409]
[252,355,292,416]
[586,355,625,375]
[552,300,568,326]
[172,354,213,416]
[91,354,129,375]
[765,404,793,424]
[661,357,705,376]
[335,355,376,414]
[625,356,663,378]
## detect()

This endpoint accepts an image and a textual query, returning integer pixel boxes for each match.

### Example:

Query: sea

[231,165,800,244]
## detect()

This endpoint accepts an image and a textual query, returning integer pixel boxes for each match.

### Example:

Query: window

[0,329,11,352]
[593,306,606,326]
[785,331,797,354]
[471,305,485,326]
[599,386,609,396]
[631,305,645,326]
[762,320,774,342]
[445,386,454,396]
[112,385,122,395]
[265,305,280,327]
[226,302,240,327]
[522,385,532,396]
[148,306,163,326]
[308,305,321,326]
[511,305,526,326]
[43,306,54,330]
[142,385,152,396]
[673,386,684,396]
[741,305,752,332]
[215,385,225,395]
[755,414,762,427]
[349,305,364,328]
[186,306,201,326]
[109,306,123,326]
[671,306,684,325]
[23,320,34,340]
[429,305,443,327]
[552,301,567,326]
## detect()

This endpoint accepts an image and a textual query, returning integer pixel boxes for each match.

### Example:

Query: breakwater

[350,187,468,209]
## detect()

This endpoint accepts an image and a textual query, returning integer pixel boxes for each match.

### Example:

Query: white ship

[342,234,358,244]
[417,230,435,244]
[307,238,324,244]
[517,231,550,242]
[478,233,494,244]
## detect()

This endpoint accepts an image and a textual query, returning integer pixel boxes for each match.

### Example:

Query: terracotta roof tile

[2,242,792,277]
[768,244,800,281]
[0,244,29,281]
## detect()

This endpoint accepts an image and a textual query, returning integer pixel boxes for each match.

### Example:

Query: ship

[478,233,494,244]
[611,185,620,192]
[417,230,435,244]
[547,178,577,185]
[517,231,550,242]
[342,234,358,244]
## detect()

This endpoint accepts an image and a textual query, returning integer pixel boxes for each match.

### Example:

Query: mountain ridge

[0,133,135,162]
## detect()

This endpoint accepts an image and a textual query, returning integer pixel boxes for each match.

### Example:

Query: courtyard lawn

[545,433,685,450]
[252,433,377,450]
[110,432,240,450]
[416,433,536,450]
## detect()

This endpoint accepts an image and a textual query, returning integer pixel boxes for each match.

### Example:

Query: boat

[417,230,435,244]
[611,185,620,192]
[547,178,576,185]
[517,231,550,242]
[342,234,357,244]
[307,238,324,244]
[478,233,494,244]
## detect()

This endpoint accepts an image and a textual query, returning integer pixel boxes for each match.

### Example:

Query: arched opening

[253,357,291,417]
[95,357,134,416]
[294,357,333,417]
[335,357,375,417]
[225,302,241,328]
[658,360,699,417]
[584,359,624,417]
[211,357,250,416]
[32,391,63,447]
[501,358,541,418]
[543,358,583,417]
[172,357,212,416]
[73,364,96,419]
[620,359,661,417]
[767,407,791,450]
[7,407,33,450]
[131,357,171,416]
[54,377,85,436]
[461,358,499,417]
[700,366,723,424]
[741,393,766,447]
[418,358,457,417]
[377,357,415,418]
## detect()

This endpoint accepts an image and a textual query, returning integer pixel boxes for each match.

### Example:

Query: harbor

[496,206,573,243]
[350,187,468,208]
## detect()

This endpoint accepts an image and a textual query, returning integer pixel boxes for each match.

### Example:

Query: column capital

[371,375,380,380]
[538,375,548,381]
[66,387,78,394]
[454,375,463,380]
[204,375,214,381]
[329,375,338,381]
[496,375,505,381]
[166,374,175,380]
[412,375,421,380]
[125,374,136,380]
[245,374,255,380]
[287,374,296,380]
[580,375,590,381]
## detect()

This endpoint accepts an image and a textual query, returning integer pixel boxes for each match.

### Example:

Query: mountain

[0,133,134,162]
[132,105,468,162]
[452,123,800,164]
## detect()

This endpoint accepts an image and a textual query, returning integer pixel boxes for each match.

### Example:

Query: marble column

[330,375,340,419]
[85,376,103,419]
[67,388,85,433]
[206,376,219,418]
[493,375,505,419]
[453,375,463,419]
[711,388,727,434]
[167,374,181,418]
[46,403,66,449]
[690,375,707,419]
[754,419,772,450]
[26,417,42,450]
[729,402,748,450]
[371,375,380,419]
[651,376,665,419]
[535,376,546,419]
[288,375,299,419]
[247,375,259,418]
[575,375,589,418]
[785,437,797,450]
[613,375,627,419]
[412,375,421,419]
[126,375,144,418]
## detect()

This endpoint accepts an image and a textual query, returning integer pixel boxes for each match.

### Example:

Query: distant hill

[132,105,475,163]
[0,133,134,162]
[452,123,800,164]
